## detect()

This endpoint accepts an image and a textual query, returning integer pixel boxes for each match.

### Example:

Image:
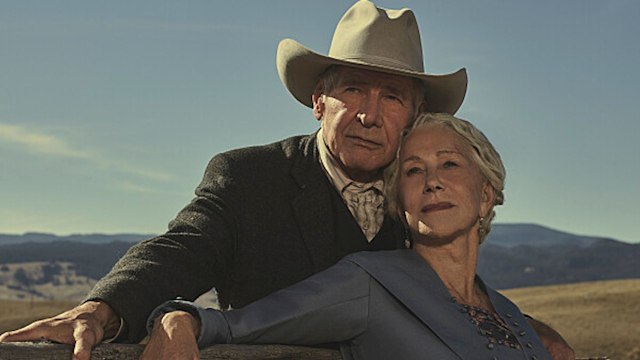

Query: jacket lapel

[349,250,497,360]
[289,134,337,272]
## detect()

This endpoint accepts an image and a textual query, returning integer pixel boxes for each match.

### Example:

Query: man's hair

[318,65,427,117]
[384,112,506,243]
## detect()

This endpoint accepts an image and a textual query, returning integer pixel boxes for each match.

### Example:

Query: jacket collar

[289,133,338,272]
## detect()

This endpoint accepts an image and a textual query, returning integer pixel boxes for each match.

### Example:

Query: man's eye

[385,95,403,104]
[345,87,360,93]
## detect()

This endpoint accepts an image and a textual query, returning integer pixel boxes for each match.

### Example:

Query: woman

[142,113,552,360]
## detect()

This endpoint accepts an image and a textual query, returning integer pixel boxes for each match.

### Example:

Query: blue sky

[1,1,638,243]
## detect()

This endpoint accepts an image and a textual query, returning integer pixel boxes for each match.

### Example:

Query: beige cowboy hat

[276,0,467,115]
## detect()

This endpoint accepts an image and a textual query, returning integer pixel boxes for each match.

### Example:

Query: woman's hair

[384,112,506,243]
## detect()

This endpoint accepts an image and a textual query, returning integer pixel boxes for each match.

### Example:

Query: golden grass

[503,279,640,360]
[0,300,76,334]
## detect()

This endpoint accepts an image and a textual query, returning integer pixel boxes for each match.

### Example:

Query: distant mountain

[0,224,637,296]
[0,232,153,245]
[0,241,134,279]
[485,223,613,248]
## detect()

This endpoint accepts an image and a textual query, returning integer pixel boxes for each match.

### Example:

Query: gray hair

[317,65,427,117]
[384,112,506,243]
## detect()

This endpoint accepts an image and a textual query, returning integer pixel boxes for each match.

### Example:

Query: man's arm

[527,316,575,360]
[0,300,120,360]
[0,152,243,352]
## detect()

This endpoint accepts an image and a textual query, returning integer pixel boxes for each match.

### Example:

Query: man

[0,2,573,359]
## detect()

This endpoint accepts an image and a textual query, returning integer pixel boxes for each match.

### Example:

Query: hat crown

[328,0,424,73]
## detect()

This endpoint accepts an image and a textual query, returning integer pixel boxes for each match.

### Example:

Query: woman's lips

[421,202,454,213]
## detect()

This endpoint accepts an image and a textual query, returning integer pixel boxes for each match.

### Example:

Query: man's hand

[526,316,575,360]
[0,300,120,360]
[140,310,200,360]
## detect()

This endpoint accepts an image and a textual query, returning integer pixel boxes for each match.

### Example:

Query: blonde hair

[384,113,506,243]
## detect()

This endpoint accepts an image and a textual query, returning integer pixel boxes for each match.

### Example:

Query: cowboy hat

[276,0,467,114]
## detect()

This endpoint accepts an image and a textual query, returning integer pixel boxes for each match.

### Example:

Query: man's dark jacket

[87,134,403,342]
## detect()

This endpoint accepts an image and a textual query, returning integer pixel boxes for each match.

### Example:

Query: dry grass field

[503,278,640,360]
[0,299,76,334]
[0,279,637,359]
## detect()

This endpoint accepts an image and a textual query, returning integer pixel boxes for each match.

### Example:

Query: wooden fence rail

[0,342,342,360]
[0,342,612,359]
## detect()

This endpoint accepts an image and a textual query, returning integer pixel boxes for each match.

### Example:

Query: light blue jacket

[149,250,552,360]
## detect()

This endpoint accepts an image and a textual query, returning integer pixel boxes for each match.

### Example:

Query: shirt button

[531,355,538,360]
[506,313,513,318]
[487,343,495,350]
[526,342,533,349]
[519,331,526,336]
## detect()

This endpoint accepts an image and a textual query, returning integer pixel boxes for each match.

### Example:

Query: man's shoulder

[220,133,316,162]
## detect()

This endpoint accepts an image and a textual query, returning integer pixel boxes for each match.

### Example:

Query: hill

[503,279,640,360]
[0,223,638,300]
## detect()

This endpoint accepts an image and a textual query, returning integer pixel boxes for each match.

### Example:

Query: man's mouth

[346,135,382,149]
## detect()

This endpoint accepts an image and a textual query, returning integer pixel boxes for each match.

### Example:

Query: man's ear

[312,81,325,121]
[417,99,428,114]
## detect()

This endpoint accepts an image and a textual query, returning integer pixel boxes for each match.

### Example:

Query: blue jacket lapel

[348,250,491,359]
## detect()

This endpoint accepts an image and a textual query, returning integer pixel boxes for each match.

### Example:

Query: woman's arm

[145,258,372,350]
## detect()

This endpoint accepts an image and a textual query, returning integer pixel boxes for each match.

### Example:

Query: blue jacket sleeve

[149,258,371,348]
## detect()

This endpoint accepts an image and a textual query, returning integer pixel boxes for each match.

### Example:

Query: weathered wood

[0,342,342,360]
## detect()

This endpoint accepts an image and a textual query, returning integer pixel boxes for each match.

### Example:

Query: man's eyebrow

[384,83,408,94]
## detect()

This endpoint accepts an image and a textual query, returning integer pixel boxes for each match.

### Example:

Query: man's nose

[356,95,383,128]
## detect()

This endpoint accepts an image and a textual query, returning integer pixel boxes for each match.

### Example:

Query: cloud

[0,122,174,183]
[0,123,91,159]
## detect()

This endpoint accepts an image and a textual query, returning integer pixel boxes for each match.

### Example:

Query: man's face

[314,66,416,182]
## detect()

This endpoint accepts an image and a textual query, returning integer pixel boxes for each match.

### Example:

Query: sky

[1,1,638,243]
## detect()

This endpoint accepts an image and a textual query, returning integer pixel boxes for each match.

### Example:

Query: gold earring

[478,217,486,236]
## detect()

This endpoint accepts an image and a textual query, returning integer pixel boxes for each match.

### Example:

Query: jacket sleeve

[148,258,371,348]
[86,152,243,342]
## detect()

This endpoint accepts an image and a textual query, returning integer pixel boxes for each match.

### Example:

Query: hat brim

[277,38,468,115]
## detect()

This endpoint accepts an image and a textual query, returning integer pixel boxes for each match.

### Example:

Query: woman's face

[398,125,494,242]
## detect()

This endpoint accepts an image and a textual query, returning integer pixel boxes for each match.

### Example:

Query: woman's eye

[443,161,458,168]
[406,167,423,176]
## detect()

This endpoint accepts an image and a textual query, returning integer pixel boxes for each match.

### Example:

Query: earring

[403,225,412,249]
[478,217,486,236]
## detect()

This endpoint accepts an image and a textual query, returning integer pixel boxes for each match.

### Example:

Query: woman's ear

[312,82,325,121]
[480,182,496,217]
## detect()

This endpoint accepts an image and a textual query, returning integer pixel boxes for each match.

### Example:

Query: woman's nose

[423,172,443,193]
